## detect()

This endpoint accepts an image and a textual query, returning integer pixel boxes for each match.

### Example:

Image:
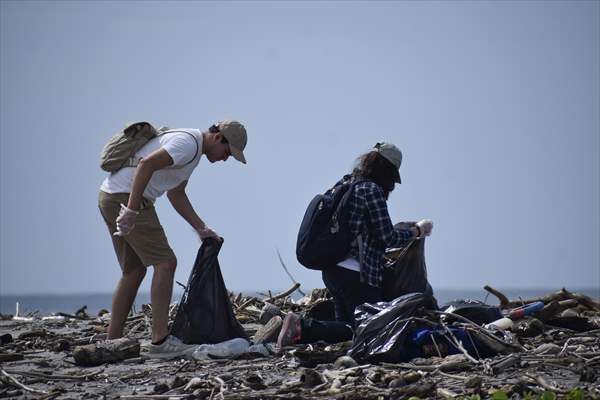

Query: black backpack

[296,178,360,270]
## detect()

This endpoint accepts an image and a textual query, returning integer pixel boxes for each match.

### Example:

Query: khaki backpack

[100,122,198,172]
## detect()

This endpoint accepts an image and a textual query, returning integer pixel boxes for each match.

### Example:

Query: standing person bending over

[278,143,433,347]
[98,120,248,358]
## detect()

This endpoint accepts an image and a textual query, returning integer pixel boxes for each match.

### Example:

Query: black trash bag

[545,316,597,332]
[382,222,433,302]
[171,238,247,344]
[441,299,503,325]
[348,292,438,363]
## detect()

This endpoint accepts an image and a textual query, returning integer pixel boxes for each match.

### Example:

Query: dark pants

[300,266,384,344]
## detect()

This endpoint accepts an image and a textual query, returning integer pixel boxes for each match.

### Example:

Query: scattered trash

[349,292,439,363]
[441,299,503,325]
[191,337,250,360]
[484,316,514,331]
[0,333,13,345]
[72,337,140,366]
[0,285,598,398]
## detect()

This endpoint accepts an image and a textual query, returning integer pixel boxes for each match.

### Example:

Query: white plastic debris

[191,337,250,360]
[42,315,66,321]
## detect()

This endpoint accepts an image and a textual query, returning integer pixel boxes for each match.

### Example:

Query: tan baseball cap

[217,120,247,164]
[372,142,402,183]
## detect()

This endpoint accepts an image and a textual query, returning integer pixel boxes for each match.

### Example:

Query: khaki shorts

[98,191,176,270]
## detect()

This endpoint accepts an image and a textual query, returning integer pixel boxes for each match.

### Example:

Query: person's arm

[167,181,205,230]
[127,148,174,211]
[363,184,416,247]
[167,181,219,240]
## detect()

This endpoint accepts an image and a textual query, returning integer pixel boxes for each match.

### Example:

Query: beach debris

[0,353,23,362]
[72,337,140,366]
[191,337,250,360]
[334,355,358,369]
[0,285,598,399]
[0,334,13,345]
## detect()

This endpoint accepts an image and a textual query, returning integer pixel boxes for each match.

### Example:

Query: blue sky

[1,1,598,296]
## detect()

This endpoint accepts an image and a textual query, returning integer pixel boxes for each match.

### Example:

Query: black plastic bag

[171,238,247,344]
[441,299,503,325]
[349,293,500,363]
[382,223,433,302]
[348,292,438,363]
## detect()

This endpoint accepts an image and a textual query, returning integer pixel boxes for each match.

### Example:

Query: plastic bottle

[484,317,514,331]
[507,301,544,319]
[192,337,250,360]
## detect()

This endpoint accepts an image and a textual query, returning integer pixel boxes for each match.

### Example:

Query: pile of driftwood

[0,286,599,399]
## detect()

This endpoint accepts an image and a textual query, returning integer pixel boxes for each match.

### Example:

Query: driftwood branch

[267,283,302,302]
[236,298,255,312]
[0,353,24,362]
[483,285,509,307]
[3,368,104,381]
[73,337,140,366]
[1,368,49,395]
[524,372,569,394]
[275,248,306,296]
[485,286,600,311]
[120,396,187,400]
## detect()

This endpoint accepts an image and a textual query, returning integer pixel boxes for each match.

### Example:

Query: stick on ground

[1,368,49,395]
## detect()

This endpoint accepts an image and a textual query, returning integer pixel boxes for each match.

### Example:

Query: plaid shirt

[330,175,414,288]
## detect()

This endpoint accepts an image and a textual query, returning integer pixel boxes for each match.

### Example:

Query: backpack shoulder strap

[130,129,200,169]
[159,129,200,167]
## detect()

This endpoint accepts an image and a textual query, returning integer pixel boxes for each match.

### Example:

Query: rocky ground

[0,286,599,400]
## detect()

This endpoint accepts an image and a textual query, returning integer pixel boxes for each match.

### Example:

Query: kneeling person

[278,143,433,348]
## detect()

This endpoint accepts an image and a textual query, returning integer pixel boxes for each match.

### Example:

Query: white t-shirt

[100,129,203,202]
[337,257,360,272]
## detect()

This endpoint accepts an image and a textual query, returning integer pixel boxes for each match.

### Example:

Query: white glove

[196,226,220,241]
[415,219,433,237]
[113,204,139,236]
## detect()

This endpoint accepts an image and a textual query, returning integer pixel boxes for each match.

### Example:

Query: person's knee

[155,258,177,275]
[123,265,146,281]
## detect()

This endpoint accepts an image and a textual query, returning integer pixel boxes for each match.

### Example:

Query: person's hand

[415,219,433,237]
[196,226,219,241]
[113,204,139,236]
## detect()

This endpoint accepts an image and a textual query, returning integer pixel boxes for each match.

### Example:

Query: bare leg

[150,258,177,343]
[107,265,146,339]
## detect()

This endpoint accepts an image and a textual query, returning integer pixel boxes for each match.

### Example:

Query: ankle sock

[152,335,169,346]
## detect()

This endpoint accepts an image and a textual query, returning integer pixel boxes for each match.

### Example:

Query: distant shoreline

[1,287,598,316]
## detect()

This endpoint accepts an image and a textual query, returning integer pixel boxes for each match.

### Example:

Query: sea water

[1,287,598,316]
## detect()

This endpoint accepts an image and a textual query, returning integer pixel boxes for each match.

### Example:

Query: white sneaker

[146,335,198,359]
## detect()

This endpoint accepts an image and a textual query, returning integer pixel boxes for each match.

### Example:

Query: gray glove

[415,219,433,237]
[196,226,220,241]
[113,204,139,236]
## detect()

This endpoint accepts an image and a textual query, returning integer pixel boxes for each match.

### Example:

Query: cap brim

[230,145,246,164]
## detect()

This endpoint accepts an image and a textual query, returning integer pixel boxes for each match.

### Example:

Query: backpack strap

[161,129,200,168]
[128,129,200,169]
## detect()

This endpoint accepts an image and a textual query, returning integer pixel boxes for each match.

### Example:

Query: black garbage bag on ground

[348,292,438,363]
[349,293,500,363]
[382,222,434,302]
[441,299,503,325]
[171,238,247,344]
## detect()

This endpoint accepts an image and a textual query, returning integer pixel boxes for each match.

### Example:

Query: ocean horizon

[1,287,598,316]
